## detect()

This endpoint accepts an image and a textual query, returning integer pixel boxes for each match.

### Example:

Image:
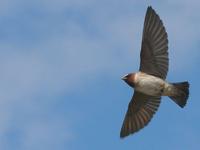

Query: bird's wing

[139,6,168,79]
[120,91,161,138]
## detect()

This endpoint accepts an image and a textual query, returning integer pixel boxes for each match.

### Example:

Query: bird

[120,6,189,138]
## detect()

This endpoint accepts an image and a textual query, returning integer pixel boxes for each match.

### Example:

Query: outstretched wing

[120,91,161,138]
[140,6,168,79]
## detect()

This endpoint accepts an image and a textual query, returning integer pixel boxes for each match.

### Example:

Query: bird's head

[121,73,136,88]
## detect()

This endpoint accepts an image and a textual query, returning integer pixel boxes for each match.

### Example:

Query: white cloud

[21,118,71,150]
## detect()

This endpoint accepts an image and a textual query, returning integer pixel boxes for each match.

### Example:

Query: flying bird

[120,6,189,138]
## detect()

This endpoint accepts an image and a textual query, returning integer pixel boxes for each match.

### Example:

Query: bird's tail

[169,81,189,108]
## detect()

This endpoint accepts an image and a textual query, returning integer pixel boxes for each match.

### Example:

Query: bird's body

[134,72,166,96]
[124,72,174,97]
[120,6,190,138]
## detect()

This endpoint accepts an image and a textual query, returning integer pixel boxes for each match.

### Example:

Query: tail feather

[169,81,189,108]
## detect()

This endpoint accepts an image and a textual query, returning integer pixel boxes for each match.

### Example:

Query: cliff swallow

[120,6,189,138]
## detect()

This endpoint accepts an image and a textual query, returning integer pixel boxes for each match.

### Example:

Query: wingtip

[147,6,152,10]
[120,125,129,139]
[120,133,127,139]
[147,6,156,13]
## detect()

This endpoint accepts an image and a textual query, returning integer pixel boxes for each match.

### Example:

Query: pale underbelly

[135,79,165,96]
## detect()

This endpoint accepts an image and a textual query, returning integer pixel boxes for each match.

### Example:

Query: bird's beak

[121,76,127,81]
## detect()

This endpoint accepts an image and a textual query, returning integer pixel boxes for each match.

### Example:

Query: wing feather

[120,91,161,138]
[139,6,168,79]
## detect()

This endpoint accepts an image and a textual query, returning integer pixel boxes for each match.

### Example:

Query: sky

[0,0,200,150]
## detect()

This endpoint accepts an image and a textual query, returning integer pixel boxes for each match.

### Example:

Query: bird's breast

[135,72,165,96]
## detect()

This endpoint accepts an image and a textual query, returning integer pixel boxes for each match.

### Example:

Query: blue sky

[0,0,200,149]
